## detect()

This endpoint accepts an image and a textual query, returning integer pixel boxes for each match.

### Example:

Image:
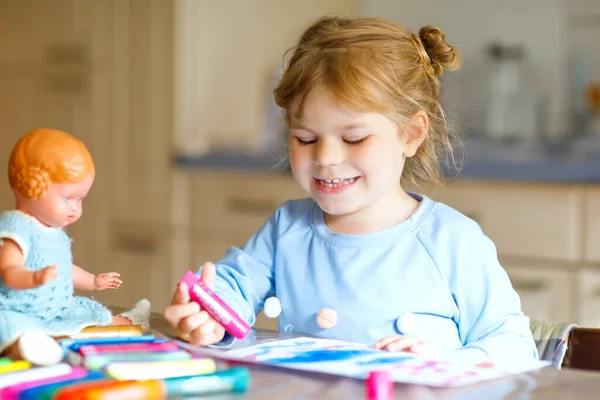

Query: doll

[0,128,151,365]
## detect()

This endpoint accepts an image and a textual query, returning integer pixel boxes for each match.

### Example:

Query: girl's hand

[93,272,122,290]
[32,265,57,287]
[163,262,225,346]
[374,335,438,354]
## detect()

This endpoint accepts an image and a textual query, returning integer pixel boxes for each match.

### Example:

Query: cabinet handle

[113,234,157,254]
[227,198,278,215]
[512,280,546,292]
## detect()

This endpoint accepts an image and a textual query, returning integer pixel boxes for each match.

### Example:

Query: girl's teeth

[318,178,356,188]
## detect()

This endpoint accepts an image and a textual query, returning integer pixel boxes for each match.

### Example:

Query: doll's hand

[163,262,225,346]
[374,335,438,354]
[33,265,58,287]
[93,272,122,290]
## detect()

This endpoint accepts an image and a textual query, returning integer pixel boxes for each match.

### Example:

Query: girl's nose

[314,138,344,167]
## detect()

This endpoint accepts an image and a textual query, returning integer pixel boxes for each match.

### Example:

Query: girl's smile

[313,176,360,194]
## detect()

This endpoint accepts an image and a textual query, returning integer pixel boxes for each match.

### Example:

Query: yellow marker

[106,358,217,381]
[0,360,30,375]
[69,325,143,339]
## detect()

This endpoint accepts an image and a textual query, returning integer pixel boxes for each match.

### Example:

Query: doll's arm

[72,265,122,290]
[0,239,55,289]
[72,264,96,290]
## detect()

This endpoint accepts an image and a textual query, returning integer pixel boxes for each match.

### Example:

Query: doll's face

[18,174,94,227]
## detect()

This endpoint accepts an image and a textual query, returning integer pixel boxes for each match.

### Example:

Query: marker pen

[0,363,71,389]
[78,341,179,355]
[54,367,251,400]
[0,366,88,400]
[54,379,163,400]
[366,370,393,400]
[18,371,106,400]
[180,271,251,339]
[68,325,143,339]
[163,366,251,396]
[106,358,217,380]
[84,350,192,370]
[0,360,30,375]
[60,334,163,352]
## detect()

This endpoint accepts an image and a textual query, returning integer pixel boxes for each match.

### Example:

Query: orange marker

[69,325,142,339]
[54,380,164,400]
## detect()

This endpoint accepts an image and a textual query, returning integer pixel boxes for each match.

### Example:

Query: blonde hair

[8,128,95,199]
[274,16,462,186]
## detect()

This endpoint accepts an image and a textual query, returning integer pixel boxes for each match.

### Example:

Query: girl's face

[18,174,94,227]
[288,91,423,225]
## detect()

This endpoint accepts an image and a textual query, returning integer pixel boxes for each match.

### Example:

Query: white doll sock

[118,298,151,332]
[17,329,64,366]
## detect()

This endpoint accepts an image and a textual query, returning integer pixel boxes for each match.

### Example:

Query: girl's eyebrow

[289,123,314,133]
[339,122,368,131]
[290,122,369,132]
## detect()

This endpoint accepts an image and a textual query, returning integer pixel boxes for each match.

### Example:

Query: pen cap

[366,370,393,400]
[180,270,200,289]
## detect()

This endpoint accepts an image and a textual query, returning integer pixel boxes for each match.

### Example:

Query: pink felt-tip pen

[179,271,251,339]
[366,370,393,400]
[78,342,179,355]
[0,366,88,400]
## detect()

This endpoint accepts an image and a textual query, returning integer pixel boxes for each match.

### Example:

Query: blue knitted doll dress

[0,210,111,351]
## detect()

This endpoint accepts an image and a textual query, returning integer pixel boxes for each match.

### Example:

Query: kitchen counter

[174,137,600,183]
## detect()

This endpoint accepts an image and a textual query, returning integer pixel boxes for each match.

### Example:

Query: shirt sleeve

[197,207,279,343]
[442,226,539,365]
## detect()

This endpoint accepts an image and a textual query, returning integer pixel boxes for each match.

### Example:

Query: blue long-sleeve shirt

[204,193,538,364]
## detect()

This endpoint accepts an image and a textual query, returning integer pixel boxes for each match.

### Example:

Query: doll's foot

[11,329,64,366]
[118,299,151,332]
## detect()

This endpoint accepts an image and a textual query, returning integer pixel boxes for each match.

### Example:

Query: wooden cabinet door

[105,0,175,225]
[91,221,183,314]
[504,265,574,324]
[577,270,600,328]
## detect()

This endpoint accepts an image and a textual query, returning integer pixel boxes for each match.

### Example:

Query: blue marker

[60,334,164,352]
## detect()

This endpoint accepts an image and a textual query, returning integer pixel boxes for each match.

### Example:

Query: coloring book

[178,337,549,387]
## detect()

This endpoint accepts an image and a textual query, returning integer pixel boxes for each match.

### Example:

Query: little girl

[0,128,150,365]
[164,16,538,364]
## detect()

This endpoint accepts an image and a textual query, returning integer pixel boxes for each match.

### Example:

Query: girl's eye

[295,137,317,145]
[64,197,70,202]
[344,136,369,145]
[78,198,83,203]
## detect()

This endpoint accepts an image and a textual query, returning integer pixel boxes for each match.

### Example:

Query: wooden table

[169,329,600,399]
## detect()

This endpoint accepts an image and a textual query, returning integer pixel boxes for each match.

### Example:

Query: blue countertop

[174,138,600,183]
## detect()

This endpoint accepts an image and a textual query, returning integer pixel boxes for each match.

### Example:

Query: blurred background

[0,0,599,330]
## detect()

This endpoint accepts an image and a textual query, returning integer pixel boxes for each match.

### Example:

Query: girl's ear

[404,110,429,158]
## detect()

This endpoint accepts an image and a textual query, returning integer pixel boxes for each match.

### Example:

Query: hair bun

[9,166,51,199]
[418,25,461,76]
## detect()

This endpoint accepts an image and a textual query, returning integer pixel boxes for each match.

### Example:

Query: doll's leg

[112,299,151,331]
[111,315,132,325]
[3,330,63,366]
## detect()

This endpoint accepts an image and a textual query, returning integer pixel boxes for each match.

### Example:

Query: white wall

[360,0,569,138]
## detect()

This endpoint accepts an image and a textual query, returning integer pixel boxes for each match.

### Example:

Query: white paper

[216,337,549,387]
